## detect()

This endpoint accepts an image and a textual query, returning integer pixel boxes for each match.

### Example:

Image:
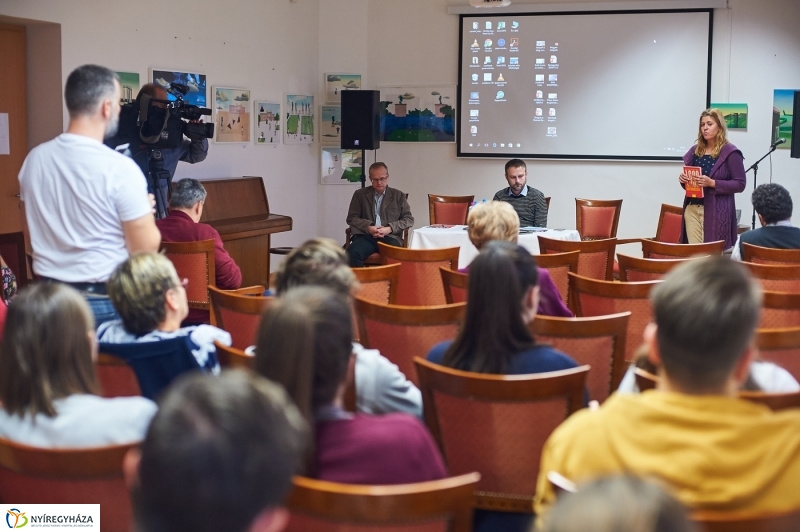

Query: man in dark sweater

[733,183,800,260]
[492,159,548,227]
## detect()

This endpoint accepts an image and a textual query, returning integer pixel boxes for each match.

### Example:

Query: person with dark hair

[18,64,160,327]
[254,286,446,484]
[535,257,800,517]
[346,162,414,267]
[492,159,548,227]
[156,178,241,322]
[0,283,156,447]
[542,475,696,532]
[732,183,800,260]
[125,370,308,532]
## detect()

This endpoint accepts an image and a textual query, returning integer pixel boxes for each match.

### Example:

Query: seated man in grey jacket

[264,237,422,417]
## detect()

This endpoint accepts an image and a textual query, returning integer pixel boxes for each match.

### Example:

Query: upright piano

[197,176,292,288]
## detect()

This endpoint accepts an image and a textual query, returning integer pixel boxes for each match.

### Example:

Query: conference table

[409,225,581,269]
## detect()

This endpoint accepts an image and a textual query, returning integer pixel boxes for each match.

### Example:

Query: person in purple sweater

[254,286,447,485]
[678,108,746,249]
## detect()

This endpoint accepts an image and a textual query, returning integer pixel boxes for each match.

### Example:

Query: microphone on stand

[771,138,787,149]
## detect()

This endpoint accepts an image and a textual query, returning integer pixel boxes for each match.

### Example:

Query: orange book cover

[684,165,704,199]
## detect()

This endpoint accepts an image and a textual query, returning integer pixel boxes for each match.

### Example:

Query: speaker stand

[360,149,366,188]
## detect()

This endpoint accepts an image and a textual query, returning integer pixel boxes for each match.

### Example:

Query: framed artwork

[325,73,362,104]
[149,68,207,107]
[711,103,748,130]
[213,87,251,143]
[116,71,140,104]
[379,86,456,142]
[321,147,363,185]
[773,89,796,149]
[320,105,341,145]
[254,101,281,145]
[284,94,314,144]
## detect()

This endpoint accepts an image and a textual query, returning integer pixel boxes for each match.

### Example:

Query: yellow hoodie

[534,391,800,516]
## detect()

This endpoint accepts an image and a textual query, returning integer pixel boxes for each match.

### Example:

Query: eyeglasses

[369,176,388,183]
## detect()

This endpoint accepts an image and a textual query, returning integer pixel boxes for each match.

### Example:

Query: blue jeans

[84,293,120,329]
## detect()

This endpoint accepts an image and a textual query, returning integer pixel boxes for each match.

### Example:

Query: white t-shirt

[0,394,157,448]
[18,133,152,282]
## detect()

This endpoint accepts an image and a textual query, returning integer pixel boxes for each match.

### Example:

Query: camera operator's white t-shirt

[18,133,152,282]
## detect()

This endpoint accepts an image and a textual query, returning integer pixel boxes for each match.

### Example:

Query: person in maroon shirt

[157,178,242,323]
[254,286,447,485]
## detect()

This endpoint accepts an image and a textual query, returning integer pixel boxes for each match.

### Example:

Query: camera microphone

[772,138,787,148]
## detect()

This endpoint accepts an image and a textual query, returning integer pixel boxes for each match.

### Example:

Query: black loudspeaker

[341,90,380,150]
[791,91,800,159]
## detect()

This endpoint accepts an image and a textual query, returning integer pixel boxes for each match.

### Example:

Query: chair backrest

[575,198,622,240]
[354,297,466,385]
[415,358,589,512]
[285,473,480,532]
[352,264,401,304]
[0,438,136,532]
[538,236,617,281]
[641,238,724,259]
[693,508,800,532]
[440,267,468,304]
[428,194,475,226]
[531,312,630,402]
[569,273,661,362]
[761,291,800,329]
[95,353,142,397]
[98,336,205,400]
[654,203,684,243]
[616,254,690,282]
[213,340,255,370]
[0,231,28,288]
[742,242,800,265]
[742,262,800,293]
[533,251,580,307]
[545,196,551,211]
[755,326,800,382]
[208,285,273,349]
[161,239,216,309]
[634,368,658,392]
[738,390,800,411]
[379,243,460,306]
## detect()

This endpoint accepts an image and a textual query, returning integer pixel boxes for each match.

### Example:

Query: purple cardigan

[680,143,746,249]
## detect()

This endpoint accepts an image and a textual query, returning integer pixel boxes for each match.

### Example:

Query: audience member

[254,286,447,484]
[0,283,156,447]
[157,178,242,323]
[492,159,548,228]
[18,65,160,326]
[534,257,800,517]
[126,370,308,532]
[733,183,800,260]
[465,201,572,317]
[268,237,421,417]
[542,475,696,532]
[1,253,16,304]
[97,252,228,374]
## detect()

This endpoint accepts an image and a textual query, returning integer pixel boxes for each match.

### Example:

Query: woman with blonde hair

[678,108,746,248]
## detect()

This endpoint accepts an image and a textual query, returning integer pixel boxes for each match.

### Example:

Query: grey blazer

[346,186,414,242]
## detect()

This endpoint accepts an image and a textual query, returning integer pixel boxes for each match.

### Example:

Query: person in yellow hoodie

[534,257,800,519]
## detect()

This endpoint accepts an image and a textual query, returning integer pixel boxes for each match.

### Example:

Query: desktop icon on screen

[497,21,506,29]
[549,108,556,116]
[472,74,479,81]
[535,74,544,82]
[510,57,519,65]
[536,58,545,65]
[472,57,479,65]
[536,40,545,47]
[535,108,543,116]
[497,38,506,47]
[484,39,493,47]
[484,56,492,64]
[470,92,479,99]
[486,21,492,29]
[497,56,505,65]
[471,39,480,48]
[500,143,505,147]
[512,21,519,29]
[496,91,505,99]
[548,93,557,99]
[535,90,543,99]
[548,127,557,135]
[550,55,557,63]
[510,38,519,47]
[493,143,497,147]
[549,74,558,83]
[497,73,505,82]
[470,109,479,117]
[472,21,479,30]
[484,73,492,81]
[470,126,477,134]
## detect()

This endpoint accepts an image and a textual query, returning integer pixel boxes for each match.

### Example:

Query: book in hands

[684,165,704,199]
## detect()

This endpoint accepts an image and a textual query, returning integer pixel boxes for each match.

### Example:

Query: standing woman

[679,109,746,248]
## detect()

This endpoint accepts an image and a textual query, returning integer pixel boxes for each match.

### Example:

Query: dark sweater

[739,225,800,257]
[492,185,548,227]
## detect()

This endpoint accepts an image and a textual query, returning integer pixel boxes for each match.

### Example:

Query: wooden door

[0,23,27,234]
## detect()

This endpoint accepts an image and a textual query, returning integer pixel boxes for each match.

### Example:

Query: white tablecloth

[409,226,581,269]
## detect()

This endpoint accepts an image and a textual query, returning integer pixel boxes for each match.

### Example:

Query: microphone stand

[746,143,780,230]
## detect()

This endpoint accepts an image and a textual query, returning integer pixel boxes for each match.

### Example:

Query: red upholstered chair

[0,439,136,532]
[742,262,800,293]
[616,254,691,282]
[538,236,616,281]
[755,326,800,382]
[531,312,630,402]
[569,272,661,362]
[428,194,475,225]
[533,251,580,308]
[214,340,255,370]
[208,285,273,350]
[693,507,800,532]
[575,198,622,241]
[95,353,142,398]
[641,239,724,259]
[654,204,684,243]
[378,243,460,306]
[440,267,468,304]
[545,196,551,211]
[415,358,589,512]
[760,291,800,329]
[738,390,800,411]
[285,473,480,532]
[162,239,216,322]
[352,264,401,304]
[0,231,29,288]
[353,297,465,385]
[742,243,800,265]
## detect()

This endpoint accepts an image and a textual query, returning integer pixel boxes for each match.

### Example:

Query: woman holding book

[678,108,746,248]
